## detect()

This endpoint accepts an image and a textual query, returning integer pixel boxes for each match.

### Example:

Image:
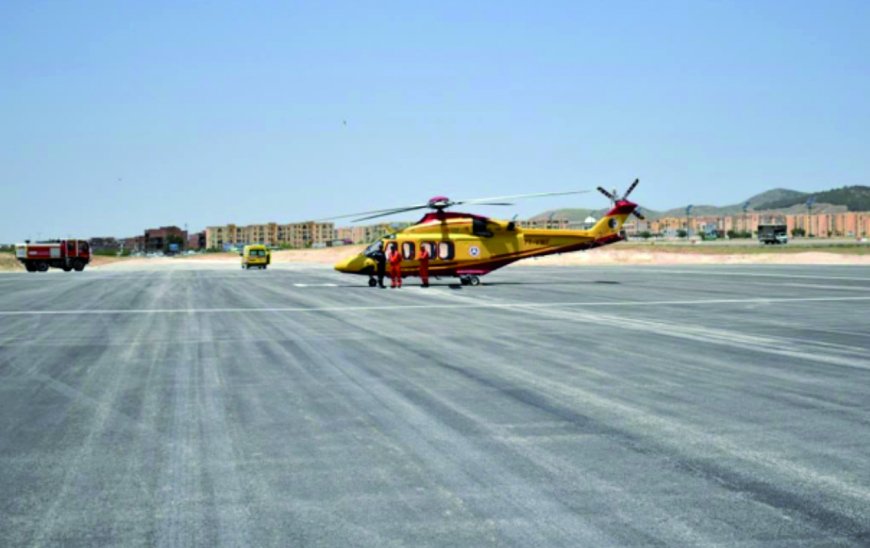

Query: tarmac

[1,263,869,546]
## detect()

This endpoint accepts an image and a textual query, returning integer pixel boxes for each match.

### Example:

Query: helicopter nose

[334,254,369,273]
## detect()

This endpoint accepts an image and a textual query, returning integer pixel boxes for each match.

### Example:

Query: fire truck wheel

[62,265,73,272]
[25,263,37,272]
[36,261,49,272]
[72,260,85,272]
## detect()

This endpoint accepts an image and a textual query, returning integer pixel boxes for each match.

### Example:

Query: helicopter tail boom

[587,199,638,238]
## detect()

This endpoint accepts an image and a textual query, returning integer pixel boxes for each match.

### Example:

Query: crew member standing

[418,244,430,288]
[368,242,387,288]
[387,243,403,288]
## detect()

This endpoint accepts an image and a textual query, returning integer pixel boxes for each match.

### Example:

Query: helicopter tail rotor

[599,178,640,203]
[597,186,617,201]
[624,178,640,200]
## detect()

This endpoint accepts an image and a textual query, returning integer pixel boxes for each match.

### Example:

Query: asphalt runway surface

[1,263,869,546]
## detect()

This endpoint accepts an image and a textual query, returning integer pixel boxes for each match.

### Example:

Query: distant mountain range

[531,185,870,222]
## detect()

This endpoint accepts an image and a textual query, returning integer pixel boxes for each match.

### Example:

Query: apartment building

[206,221,336,250]
[626,211,870,238]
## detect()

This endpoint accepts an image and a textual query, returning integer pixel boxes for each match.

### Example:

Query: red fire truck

[15,240,91,272]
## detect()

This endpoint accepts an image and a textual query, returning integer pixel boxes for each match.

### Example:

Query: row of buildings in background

[623,211,870,238]
[205,222,339,250]
[202,218,606,250]
[89,226,207,254]
[84,209,870,254]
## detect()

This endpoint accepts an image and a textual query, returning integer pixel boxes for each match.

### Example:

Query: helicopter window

[472,218,493,237]
[421,242,436,259]
[364,241,382,256]
[437,241,455,260]
[401,242,415,260]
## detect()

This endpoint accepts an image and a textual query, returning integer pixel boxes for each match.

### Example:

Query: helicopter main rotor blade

[316,188,593,222]
[455,189,590,206]
[314,203,431,221]
[351,205,431,222]
[632,210,646,221]
[623,178,640,199]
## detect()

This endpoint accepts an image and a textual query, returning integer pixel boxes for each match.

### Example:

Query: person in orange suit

[387,243,402,288]
[418,244,430,288]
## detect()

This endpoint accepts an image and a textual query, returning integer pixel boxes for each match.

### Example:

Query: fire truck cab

[15,240,91,272]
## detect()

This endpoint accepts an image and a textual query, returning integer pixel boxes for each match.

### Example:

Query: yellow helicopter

[333,180,644,286]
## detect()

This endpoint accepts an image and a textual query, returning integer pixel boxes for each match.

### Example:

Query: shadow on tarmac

[477,280,622,287]
[335,280,622,289]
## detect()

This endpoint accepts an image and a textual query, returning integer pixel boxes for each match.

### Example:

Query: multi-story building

[790,211,870,238]
[144,226,187,253]
[187,231,206,250]
[335,223,402,244]
[206,221,336,250]
[641,211,870,239]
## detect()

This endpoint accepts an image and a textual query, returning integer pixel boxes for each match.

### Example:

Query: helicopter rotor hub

[427,196,452,209]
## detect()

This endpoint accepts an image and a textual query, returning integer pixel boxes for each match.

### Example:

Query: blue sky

[2,1,869,241]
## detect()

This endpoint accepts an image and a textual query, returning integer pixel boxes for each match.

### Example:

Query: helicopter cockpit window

[401,242,415,260]
[364,241,382,256]
[472,218,493,237]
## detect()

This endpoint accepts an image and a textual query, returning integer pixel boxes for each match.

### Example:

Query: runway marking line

[639,268,870,282]
[1,295,869,316]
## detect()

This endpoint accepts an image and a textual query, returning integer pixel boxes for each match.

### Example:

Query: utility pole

[806,196,815,238]
[685,205,693,240]
[742,201,750,237]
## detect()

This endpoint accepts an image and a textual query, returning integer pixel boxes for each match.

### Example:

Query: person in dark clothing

[366,241,387,288]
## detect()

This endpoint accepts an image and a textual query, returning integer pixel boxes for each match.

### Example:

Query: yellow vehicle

[241,244,271,270]
[334,180,645,286]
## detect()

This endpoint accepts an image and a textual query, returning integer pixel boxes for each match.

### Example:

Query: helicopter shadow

[333,280,622,289]
[480,280,622,287]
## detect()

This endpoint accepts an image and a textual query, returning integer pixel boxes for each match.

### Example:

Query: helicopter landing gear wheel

[459,275,480,286]
[368,277,377,287]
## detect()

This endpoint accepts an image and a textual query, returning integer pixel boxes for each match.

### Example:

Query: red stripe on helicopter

[605,200,637,216]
